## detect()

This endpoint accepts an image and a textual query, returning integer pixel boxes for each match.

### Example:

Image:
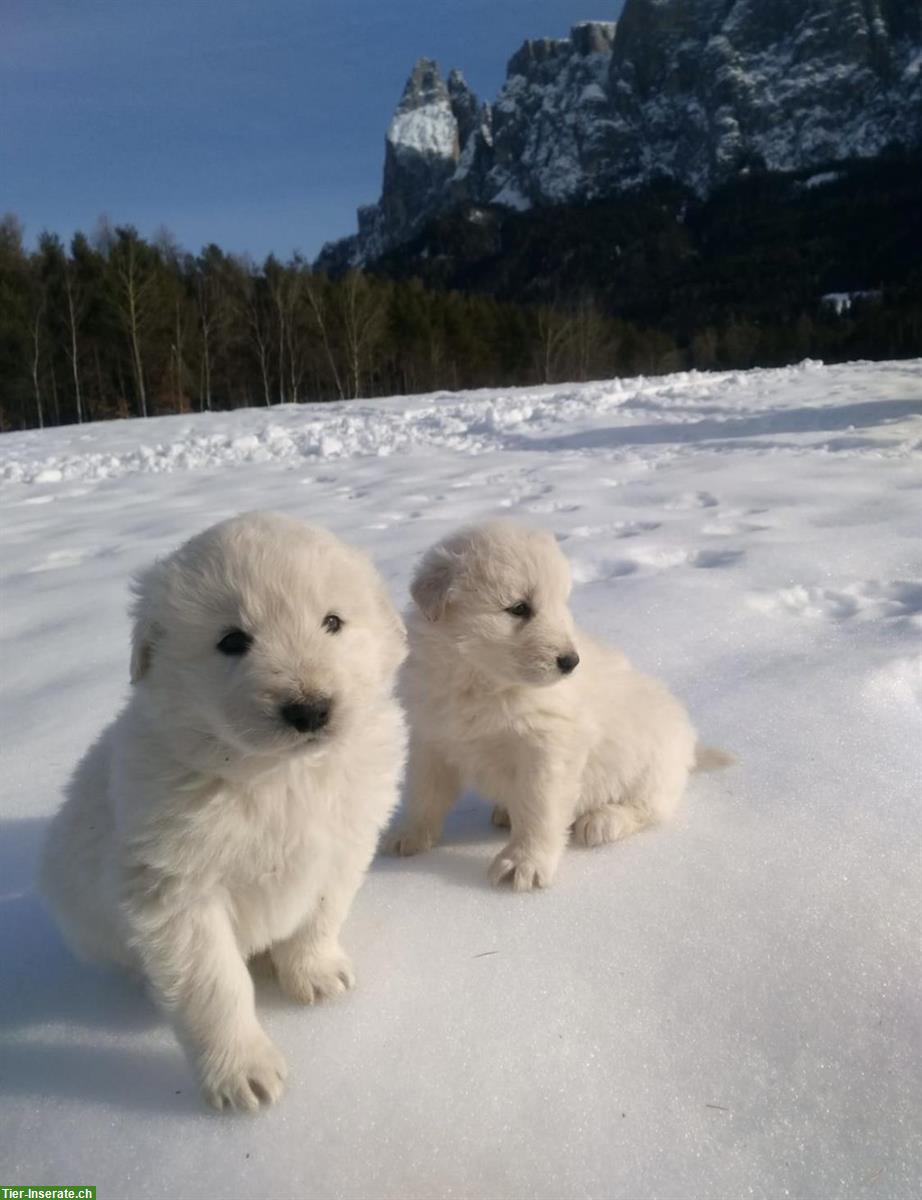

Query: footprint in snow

[563,520,661,541]
[616,520,661,538]
[664,490,719,510]
[690,548,746,568]
[702,519,769,536]
[571,558,638,583]
[748,579,922,624]
[862,580,922,618]
[573,545,745,576]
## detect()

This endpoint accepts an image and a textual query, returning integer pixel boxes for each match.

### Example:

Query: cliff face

[355,60,478,262]
[319,1,922,269]
[605,0,922,192]
[483,21,618,211]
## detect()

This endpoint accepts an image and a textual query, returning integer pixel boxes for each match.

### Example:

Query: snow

[821,290,882,315]
[580,82,608,103]
[2,360,921,1199]
[802,170,842,188]
[388,103,457,159]
[490,182,532,212]
[486,21,616,210]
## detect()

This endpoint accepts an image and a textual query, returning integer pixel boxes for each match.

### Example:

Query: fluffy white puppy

[40,512,406,1112]
[387,519,728,890]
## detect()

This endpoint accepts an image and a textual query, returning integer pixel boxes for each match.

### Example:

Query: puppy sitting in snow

[387,520,726,890]
[40,512,406,1111]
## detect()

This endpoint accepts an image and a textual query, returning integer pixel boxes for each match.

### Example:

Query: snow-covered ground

[2,360,920,1199]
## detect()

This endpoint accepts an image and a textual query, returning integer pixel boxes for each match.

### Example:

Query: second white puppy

[41,512,407,1111]
[388,520,726,890]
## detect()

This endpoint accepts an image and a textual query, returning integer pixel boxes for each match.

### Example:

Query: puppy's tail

[693,744,736,772]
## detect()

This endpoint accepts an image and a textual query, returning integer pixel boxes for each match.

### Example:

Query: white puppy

[40,512,406,1111]
[388,519,727,890]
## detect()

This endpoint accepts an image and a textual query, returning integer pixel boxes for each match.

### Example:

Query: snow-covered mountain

[320,0,922,268]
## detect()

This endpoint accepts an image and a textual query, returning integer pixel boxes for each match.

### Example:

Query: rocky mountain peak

[570,20,618,57]
[396,58,445,107]
[387,58,457,161]
[318,1,921,271]
[447,68,481,150]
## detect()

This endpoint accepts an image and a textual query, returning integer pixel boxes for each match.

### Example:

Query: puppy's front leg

[384,738,460,856]
[124,881,286,1112]
[272,847,373,1005]
[489,749,582,892]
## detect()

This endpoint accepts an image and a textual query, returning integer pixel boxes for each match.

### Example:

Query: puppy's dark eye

[323,613,344,634]
[505,601,533,620]
[216,628,252,656]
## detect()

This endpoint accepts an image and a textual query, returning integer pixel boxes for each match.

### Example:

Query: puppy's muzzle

[556,652,580,676]
[279,697,333,734]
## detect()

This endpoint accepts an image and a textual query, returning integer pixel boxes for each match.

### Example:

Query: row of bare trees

[0,214,692,431]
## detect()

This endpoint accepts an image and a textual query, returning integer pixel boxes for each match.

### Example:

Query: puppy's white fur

[388,519,711,890]
[40,512,406,1111]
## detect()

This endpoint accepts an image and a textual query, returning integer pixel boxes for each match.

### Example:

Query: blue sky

[3,1,622,261]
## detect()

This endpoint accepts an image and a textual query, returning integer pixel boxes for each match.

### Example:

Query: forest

[1,150,919,431]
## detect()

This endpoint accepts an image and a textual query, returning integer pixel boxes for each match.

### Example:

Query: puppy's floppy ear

[129,561,166,683]
[410,546,456,621]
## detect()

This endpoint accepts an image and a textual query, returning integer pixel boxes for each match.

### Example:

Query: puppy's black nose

[556,652,580,675]
[280,698,332,733]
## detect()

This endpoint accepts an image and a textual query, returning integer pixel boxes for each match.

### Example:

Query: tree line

[2,184,918,433]
[0,214,689,432]
[372,150,922,374]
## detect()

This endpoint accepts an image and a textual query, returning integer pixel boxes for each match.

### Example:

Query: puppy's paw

[201,1031,287,1113]
[491,804,511,829]
[383,825,437,857]
[572,806,635,848]
[489,843,557,892]
[274,946,356,1005]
